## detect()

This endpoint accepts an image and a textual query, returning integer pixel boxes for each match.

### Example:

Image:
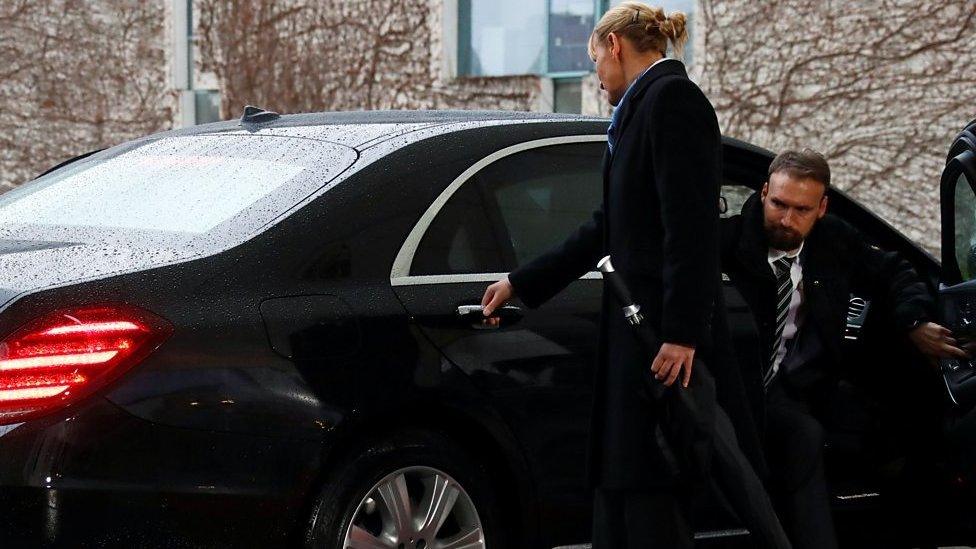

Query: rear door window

[490,143,603,267]
[411,142,604,275]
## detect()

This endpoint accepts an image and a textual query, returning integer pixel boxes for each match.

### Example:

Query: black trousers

[765,379,838,549]
[591,486,693,548]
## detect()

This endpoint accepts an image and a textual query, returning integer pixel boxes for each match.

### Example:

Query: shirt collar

[767,240,804,264]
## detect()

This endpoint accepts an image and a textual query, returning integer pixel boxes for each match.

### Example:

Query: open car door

[939,119,976,408]
[935,117,976,543]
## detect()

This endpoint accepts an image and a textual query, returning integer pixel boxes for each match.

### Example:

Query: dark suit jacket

[720,192,934,419]
[509,60,761,489]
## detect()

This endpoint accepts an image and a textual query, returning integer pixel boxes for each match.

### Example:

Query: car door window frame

[391,135,608,286]
[940,148,976,285]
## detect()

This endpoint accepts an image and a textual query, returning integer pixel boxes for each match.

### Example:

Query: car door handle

[456,304,523,329]
[456,304,521,316]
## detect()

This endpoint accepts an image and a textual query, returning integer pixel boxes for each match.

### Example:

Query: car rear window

[0,134,355,238]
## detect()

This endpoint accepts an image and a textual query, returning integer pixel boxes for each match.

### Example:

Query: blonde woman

[481,2,758,546]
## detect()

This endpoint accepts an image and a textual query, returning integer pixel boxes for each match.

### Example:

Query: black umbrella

[597,255,791,549]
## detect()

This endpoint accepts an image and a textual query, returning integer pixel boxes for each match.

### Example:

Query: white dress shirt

[767,241,805,378]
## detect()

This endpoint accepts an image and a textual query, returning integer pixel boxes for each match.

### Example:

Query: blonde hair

[589,2,688,58]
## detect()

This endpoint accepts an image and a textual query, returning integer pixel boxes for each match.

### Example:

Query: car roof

[149,109,603,148]
[148,108,775,162]
[245,109,604,125]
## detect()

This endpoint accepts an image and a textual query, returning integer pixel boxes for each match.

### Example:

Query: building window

[458,0,601,77]
[457,1,694,77]
[553,78,583,113]
[548,1,598,73]
[458,0,547,76]
[454,0,695,113]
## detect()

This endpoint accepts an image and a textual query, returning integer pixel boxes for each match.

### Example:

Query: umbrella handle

[597,256,646,326]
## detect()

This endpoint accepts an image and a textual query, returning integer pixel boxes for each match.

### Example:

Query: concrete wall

[0,0,543,191]
[696,0,976,254]
[0,0,175,190]
[193,0,545,118]
[3,0,971,256]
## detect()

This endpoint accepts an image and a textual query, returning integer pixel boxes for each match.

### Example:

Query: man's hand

[651,342,696,388]
[480,277,514,328]
[908,321,969,359]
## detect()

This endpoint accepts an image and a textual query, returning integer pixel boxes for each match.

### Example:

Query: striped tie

[765,256,796,389]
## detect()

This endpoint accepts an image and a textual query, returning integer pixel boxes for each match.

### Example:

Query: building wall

[695,0,976,254]
[2,0,971,256]
[0,0,542,191]
[0,0,175,191]
[193,0,544,119]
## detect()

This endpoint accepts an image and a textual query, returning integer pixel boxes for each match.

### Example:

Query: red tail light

[0,304,172,425]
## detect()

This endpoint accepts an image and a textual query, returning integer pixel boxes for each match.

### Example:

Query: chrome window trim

[391,270,602,287]
[551,529,751,549]
[693,528,751,539]
[390,134,607,282]
[834,492,880,501]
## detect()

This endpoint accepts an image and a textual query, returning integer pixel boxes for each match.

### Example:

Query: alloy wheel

[342,465,486,549]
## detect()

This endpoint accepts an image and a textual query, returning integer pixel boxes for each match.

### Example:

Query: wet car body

[0,110,971,548]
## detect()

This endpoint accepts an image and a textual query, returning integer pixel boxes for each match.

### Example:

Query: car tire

[304,428,509,549]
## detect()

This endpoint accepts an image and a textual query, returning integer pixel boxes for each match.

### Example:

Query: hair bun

[664,12,686,41]
[591,3,688,57]
[658,18,674,38]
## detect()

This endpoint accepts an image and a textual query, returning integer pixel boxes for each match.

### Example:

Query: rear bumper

[0,398,324,547]
[0,486,301,548]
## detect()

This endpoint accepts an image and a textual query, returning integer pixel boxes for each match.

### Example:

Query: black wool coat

[719,192,934,419]
[509,60,761,489]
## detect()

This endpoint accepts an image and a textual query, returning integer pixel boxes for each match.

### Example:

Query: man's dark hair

[767,148,831,188]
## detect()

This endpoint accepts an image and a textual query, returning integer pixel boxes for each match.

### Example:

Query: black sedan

[0,109,973,548]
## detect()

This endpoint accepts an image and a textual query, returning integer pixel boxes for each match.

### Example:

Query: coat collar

[625,57,687,104]
[736,192,774,280]
[737,192,829,280]
[608,59,687,163]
